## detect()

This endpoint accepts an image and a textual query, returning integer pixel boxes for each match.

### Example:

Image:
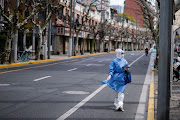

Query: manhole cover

[62,91,90,95]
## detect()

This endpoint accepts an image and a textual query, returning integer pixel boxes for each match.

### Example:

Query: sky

[110,0,125,6]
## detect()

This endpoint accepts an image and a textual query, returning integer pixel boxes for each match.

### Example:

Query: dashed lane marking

[33,76,52,82]
[67,68,78,71]
[0,84,10,86]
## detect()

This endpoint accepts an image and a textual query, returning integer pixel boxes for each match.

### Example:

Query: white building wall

[173,10,180,31]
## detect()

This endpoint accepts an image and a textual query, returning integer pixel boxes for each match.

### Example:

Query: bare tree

[31,0,63,60]
[0,0,41,63]
[89,20,100,54]
[134,0,160,46]
[73,0,98,56]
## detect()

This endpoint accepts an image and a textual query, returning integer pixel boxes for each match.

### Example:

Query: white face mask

[115,50,124,59]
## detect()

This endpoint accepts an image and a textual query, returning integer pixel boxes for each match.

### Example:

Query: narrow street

[0,52,151,120]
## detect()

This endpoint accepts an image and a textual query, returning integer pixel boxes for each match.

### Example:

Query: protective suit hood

[115,49,124,59]
[152,44,156,49]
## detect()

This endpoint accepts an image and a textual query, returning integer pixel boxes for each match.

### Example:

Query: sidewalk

[154,71,180,120]
[0,52,108,69]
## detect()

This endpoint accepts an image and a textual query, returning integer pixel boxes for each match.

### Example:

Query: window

[58,6,64,20]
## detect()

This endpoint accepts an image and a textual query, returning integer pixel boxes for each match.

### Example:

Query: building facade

[0,0,153,62]
[124,0,144,28]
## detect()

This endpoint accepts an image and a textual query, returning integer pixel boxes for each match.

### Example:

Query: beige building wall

[56,36,64,55]
[65,37,69,55]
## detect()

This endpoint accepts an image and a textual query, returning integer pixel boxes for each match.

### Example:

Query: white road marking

[99,61,103,62]
[86,64,105,66]
[135,55,152,120]
[86,64,91,66]
[57,85,107,120]
[62,91,90,95]
[33,76,51,82]
[57,53,145,120]
[0,84,10,86]
[129,54,144,66]
[68,68,78,71]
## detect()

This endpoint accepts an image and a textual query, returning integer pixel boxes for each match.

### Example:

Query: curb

[70,52,107,58]
[147,71,155,120]
[0,59,60,69]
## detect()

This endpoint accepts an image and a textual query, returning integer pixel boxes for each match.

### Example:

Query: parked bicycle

[17,50,31,62]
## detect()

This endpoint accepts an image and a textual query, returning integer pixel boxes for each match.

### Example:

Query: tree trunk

[23,31,26,50]
[81,38,86,55]
[74,32,79,56]
[90,33,98,54]
[12,30,18,63]
[115,39,118,49]
[3,28,13,64]
[98,39,101,52]
[36,31,43,60]
[108,36,111,52]
[99,37,104,53]
[90,37,95,54]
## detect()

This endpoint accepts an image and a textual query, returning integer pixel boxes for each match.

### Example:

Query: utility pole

[157,0,172,120]
[32,14,36,57]
[69,0,73,57]
[120,0,125,50]
[48,0,52,59]
[12,0,19,63]
[126,28,128,51]
[72,0,76,56]
[135,13,139,50]
[101,0,102,22]
[100,0,104,52]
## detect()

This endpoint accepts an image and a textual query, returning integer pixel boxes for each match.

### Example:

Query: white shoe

[114,103,117,107]
[120,106,125,112]
[116,105,125,111]
[115,105,120,111]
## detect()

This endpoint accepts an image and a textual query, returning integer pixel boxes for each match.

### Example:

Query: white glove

[106,75,111,80]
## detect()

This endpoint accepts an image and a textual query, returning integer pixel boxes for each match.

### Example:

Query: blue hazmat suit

[101,49,129,111]
[102,58,129,93]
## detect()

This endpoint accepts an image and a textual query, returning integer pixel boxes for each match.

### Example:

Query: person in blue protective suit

[102,49,129,111]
